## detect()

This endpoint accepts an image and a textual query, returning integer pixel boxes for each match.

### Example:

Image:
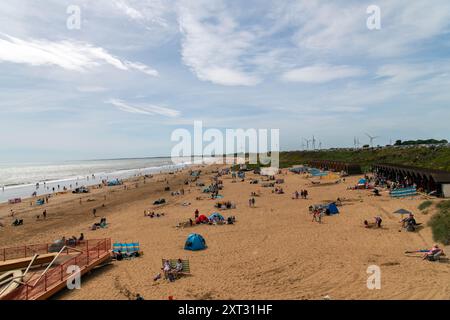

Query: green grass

[428,200,450,245]
[436,200,450,211]
[278,146,450,171]
[418,201,433,211]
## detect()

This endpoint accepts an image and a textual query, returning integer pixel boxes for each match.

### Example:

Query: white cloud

[106,99,180,117]
[282,64,365,83]
[177,1,260,86]
[375,64,436,83]
[114,0,145,20]
[0,33,158,76]
[76,86,108,93]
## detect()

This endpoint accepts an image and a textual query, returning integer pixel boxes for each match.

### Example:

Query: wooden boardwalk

[0,239,111,300]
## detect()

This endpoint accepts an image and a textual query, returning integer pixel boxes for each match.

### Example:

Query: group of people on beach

[160,259,184,282]
[293,189,308,199]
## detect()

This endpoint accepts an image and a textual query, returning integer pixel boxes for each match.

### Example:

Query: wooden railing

[0,239,111,300]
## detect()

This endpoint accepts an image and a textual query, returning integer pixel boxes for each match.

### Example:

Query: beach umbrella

[394,209,412,215]
[394,208,412,218]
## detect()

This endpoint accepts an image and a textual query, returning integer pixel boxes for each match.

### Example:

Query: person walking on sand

[43,210,47,219]
[92,208,97,217]
[252,197,255,207]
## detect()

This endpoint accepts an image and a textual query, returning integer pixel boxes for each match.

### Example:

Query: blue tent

[358,178,366,185]
[184,233,206,251]
[107,179,122,186]
[209,212,225,221]
[327,203,339,214]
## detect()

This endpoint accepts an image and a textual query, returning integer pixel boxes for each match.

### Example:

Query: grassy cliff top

[278,146,450,172]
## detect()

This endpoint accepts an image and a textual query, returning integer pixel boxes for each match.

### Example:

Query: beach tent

[358,178,367,185]
[107,179,121,186]
[327,203,339,215]
[195,215,209,224]
[209,212,225,221]
[184,233,206,251]
[190,170,201,177]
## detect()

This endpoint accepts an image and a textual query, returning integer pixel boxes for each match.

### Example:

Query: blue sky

[0,0,449,162]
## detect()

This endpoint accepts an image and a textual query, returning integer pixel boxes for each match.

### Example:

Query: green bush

[436,200,450,211]
[418,200,433,211]
[428,202,450,245]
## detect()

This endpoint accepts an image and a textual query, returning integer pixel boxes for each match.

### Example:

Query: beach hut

[184,233,206,251]
[209,212,225,221]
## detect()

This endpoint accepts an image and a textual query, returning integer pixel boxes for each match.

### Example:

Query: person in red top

[194,209,199,219]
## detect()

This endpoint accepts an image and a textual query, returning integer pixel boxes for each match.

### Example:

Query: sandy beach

[0,165,449,300]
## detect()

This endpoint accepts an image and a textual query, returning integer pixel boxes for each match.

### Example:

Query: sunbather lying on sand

[422,244,444,261]
[405,244,445,261]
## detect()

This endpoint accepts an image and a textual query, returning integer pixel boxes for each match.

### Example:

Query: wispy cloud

[177,1,260,86]
[0,33,158,76]
[106,98,180,117]
[282,64,365,83]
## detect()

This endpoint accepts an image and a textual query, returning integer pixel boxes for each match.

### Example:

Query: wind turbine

[303,138,311,150]
[365,133,380,148]
[312,135,316,150]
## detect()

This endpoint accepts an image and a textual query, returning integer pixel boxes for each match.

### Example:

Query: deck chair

[162,259,190,277]
[427,251,443,262]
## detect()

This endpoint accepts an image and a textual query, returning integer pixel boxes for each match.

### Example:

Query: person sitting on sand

[115,250,124,261]
[135,293,144,300]
[401,214,419,231]
[364,220,372,228]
